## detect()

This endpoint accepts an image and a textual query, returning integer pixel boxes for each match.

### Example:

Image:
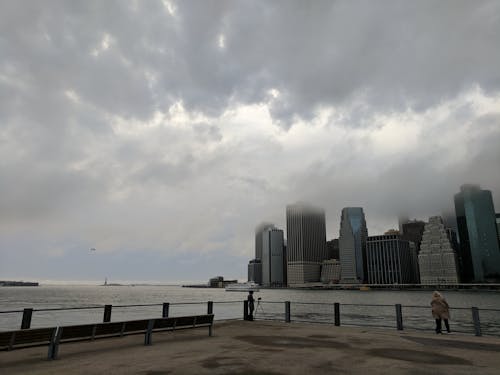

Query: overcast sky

[1,0,499,283]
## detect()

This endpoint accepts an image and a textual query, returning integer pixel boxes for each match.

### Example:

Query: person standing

[431,291,450,334]
[247,291,255,321]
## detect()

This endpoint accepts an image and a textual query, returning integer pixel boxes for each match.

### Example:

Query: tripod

[254,298,265,318]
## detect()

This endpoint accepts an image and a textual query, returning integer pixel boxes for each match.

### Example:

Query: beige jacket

[431,292,450,320]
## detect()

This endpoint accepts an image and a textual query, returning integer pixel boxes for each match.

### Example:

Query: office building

[255,222,275,260]
[496,213,500,244]
[286,203,328,285]
[366,234,416,284]
[247,259,262,284]
[454,184,500,282]
[339,207,368,283]
[401,220,426,254]
[320,259,341,284]
[418,216,460,284]
[326,238,339,259]
[261,227,285,287]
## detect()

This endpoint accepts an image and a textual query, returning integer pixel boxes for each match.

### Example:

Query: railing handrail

[2,300,499,314]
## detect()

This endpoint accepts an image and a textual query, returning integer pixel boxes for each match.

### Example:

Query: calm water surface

[1,285,499,335]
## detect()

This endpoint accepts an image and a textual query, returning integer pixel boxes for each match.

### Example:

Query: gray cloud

[1,1,499,282]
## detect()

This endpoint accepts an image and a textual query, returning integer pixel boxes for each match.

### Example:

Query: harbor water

[1,285,499,335]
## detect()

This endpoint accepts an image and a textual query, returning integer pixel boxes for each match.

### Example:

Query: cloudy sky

[1,0,499,283]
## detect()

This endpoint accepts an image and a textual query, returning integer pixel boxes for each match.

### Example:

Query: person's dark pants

[435,318,450,333]
[249,307,254,321]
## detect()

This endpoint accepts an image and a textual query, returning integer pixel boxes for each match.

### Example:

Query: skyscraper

[250,222,275,285]
[454,184,500,282]
[366,234,416,284]
[496,213,500,245]
[401,220,426,254]
[248,259,262,284]
[286,203,328,285]
[339,207,368,283]
[255,222,275,260]
[418,216,460,284]
[262,227,285,287]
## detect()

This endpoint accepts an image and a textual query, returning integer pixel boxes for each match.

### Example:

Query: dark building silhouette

[401,220,426,254]
[286,203,328,284]
[366,234,417,284]
[454,184,500,282]
[327,238,339,259]
[339,207,368,283]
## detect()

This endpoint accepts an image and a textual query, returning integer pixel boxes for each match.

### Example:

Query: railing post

[285,301,291,323]
[207,301,213,315]
[472,307,482,337]
[334,303,340,326]
[162,302,169,318]
[243,300,249,320]
[395,304,403,331]
[103,304,112,323]
[21,308,33,329]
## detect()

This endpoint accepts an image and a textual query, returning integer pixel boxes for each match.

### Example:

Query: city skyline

[1,1,500,283]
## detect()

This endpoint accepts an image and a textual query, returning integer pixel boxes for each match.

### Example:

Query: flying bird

[90,248,96,251]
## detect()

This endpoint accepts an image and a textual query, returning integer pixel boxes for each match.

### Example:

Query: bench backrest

[122,319,150,334]
[194,314,214,326]
[58,323,95,341]
[0,327,57,350]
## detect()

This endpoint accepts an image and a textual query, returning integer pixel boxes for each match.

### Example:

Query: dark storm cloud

[1,1,499,282]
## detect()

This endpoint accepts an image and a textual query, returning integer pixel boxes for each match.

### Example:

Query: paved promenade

[1,320,500,374]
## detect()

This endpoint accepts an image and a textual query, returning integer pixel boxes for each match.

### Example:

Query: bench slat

[11,328,56,346]
[174,316,196,328]
[59,324,96,341]
[94,322,124,337]
[153,317,176,330]
[123,319,149,333]
[0,331,13,348]
[194,314,214,325]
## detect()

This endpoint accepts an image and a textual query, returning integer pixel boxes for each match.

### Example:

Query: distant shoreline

[0,281,39,287]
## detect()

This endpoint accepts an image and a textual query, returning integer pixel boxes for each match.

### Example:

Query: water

[1,285,499,336]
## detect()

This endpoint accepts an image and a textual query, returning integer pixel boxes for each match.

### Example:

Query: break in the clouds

[1,1,499,282]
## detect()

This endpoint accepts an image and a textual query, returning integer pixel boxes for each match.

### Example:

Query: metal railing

[2,301,499,337]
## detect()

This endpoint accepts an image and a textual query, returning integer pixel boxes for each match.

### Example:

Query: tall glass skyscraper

[339,207,368,283]
[286,203,328,285]
[454,184,500,282]
[262,227,285,287]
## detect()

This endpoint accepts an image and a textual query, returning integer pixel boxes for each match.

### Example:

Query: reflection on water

[1,285,499,335]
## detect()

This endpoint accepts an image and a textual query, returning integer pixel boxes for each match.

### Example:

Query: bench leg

[144,320,154,346]
[209,324,213,337]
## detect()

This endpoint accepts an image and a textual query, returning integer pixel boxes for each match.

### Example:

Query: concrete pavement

[1,320,500,374]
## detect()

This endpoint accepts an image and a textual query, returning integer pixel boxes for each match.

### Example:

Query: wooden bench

[0,314,214,360]
[144,314,214,345]
[51,314,213,359]
[0,327,58,359]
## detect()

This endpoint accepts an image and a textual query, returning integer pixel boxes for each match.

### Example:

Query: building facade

[286,203,328,285]
[326,238,340,260]
[496,213,500,245]
[320,259,341,284]
[366,234,416,284]
[401,220,426,254]
[251,222,275,284]
[339,207,368,283]
[247,259,262,284]
[262,227,285,287]
[418,216,460,284]
[454,184,500,282]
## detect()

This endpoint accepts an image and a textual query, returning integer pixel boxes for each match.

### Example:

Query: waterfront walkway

[1,320,500,374]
